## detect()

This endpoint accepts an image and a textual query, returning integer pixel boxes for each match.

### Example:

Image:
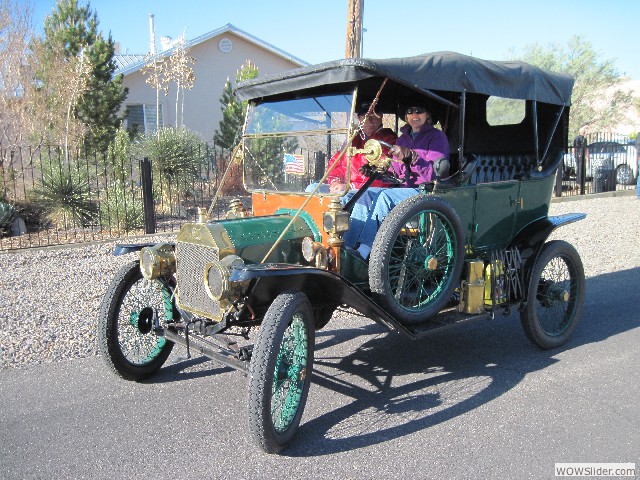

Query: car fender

[229,264,415,337]
[509,213,586,285]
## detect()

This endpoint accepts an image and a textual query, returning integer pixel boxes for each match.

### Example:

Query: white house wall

[120,31,304,142]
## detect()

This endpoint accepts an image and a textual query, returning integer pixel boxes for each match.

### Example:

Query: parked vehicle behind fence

[564,139,637,186]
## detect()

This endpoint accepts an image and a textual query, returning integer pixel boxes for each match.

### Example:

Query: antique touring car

[98,52,585,453]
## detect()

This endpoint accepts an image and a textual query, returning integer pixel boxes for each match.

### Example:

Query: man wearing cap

[325,103,397,193]
[349,104,449,260]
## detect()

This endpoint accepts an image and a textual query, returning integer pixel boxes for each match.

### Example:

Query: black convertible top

[235,51,574,106]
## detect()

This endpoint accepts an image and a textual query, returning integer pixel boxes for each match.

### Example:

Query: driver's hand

[358,163,375,177]
[389,145,413,161]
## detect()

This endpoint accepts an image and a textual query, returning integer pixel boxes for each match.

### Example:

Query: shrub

[0,200,17,237]
[99,182,144,233]
[137,127,207,214]
[31,160,97,229]
[106,127,133,183]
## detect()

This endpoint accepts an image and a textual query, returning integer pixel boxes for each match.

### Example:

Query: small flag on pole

[284,153,305,175]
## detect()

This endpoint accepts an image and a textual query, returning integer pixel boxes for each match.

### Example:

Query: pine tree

[213,60,258,149]
[42,0,127,151]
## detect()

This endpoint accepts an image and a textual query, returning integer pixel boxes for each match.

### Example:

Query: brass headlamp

[140,243,176,280]
[204,254,245,302]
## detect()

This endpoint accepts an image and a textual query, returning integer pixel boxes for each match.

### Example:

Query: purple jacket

[391,123,449,186]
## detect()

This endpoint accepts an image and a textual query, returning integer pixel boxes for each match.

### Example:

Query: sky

[32,0,640,79]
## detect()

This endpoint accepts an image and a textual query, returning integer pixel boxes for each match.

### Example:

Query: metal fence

[0,143,244,251]
[1,133,637,251]
[554,132,638,197]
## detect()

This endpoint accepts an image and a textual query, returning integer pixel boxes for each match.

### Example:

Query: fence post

[555,161,563,197]
[141,157,156,234]
[578,146,586,195]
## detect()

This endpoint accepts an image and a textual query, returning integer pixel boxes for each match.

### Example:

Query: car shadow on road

[284,267,640,457]
[143,354,234,383]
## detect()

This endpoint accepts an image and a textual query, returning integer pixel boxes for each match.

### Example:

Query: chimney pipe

[149,13,156,54]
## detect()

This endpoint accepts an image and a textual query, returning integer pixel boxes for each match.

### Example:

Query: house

[114,23,308,141]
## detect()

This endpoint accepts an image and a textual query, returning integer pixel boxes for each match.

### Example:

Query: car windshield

[242,92,356,194]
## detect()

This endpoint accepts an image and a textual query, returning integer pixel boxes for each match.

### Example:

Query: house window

[125,104,163,134]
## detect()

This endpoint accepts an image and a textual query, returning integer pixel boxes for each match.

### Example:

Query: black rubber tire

[97,261,174,381]
[369,195,465,325]
[520,240,585,349]
[248,291,315,454]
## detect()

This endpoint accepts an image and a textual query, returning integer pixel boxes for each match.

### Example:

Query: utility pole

[345,0,363,58]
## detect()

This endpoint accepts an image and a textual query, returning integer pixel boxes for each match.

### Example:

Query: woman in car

[347,103,449,259]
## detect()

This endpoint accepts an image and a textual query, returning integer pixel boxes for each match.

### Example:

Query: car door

[472,180,519,250]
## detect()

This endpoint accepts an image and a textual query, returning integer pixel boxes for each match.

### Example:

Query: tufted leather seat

[470,154,537,184]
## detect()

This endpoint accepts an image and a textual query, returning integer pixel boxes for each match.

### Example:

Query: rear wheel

[520,241,585,349]
[248,291,315,454]
[97,261,175,381]
[369,195,465,325]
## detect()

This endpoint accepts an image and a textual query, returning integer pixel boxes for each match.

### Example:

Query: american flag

[284,153,305,175]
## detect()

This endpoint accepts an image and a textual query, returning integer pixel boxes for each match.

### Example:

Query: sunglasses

[406,107,426,115]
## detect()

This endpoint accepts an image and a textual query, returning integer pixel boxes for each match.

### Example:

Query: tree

[0,0,35,148]
[141,54,168,138]
[166,41,195,128]
[28,36,91,153]
[510,35,634,138]
[213,60,258,149]
[42,0,127,151]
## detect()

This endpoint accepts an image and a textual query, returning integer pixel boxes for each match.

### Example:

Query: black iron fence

[554,132,638,197]
[1,133,637,251]
[0,143,244,251]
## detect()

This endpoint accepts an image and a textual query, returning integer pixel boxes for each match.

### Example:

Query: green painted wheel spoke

[386,209,457,310]
[271,315,308,433]
[116,278,170,365]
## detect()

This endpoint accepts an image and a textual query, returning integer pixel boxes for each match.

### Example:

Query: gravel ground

[1,193,639,370]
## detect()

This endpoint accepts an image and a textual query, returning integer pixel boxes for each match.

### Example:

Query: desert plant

[137,127,207,215]
[99,182,144,233]
[0,200,17,237]
[31,160,97,229]
[105,126,133,182]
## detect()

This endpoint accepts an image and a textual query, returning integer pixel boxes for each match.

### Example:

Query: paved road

[1,265,639,479]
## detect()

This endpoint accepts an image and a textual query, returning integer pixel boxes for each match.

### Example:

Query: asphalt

[1,265,638,479]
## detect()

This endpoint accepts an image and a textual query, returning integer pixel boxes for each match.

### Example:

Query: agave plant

[31,161,97,229]
[0,200,17,237]
[137,127,207,215]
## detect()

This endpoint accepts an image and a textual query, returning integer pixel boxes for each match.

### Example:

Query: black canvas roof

[235,51,574,106]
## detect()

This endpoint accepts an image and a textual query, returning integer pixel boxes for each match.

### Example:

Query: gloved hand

[358,163,376,177]
[389,145,415,162]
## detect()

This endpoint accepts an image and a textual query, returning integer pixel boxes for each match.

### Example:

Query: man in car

[324,102,397,192]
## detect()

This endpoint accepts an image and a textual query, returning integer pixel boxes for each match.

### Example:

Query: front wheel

[369,195,465,325]
[97,261,175,381]
[248,292,315,454]
[520,240,585,349]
